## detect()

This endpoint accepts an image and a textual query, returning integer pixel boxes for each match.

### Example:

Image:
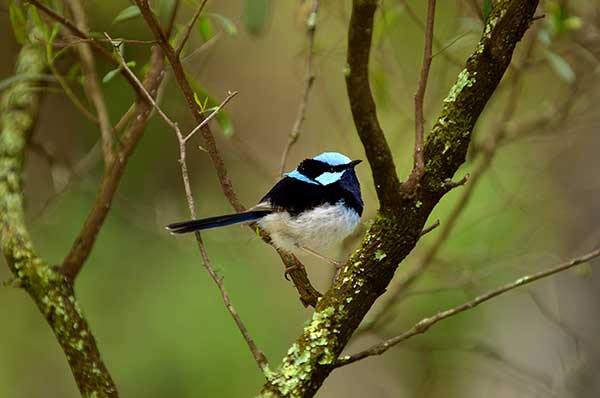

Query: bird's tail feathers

[166,210,271,234]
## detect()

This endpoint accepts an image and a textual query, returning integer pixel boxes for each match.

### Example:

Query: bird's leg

[300,246,344,269]
[283,257,303,281]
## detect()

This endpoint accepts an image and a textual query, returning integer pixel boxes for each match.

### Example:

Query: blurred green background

[2,0,600,397]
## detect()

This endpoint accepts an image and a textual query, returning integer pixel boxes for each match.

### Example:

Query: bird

[166,152,363,270]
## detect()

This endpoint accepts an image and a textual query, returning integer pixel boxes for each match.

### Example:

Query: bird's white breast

[257,201,360,253]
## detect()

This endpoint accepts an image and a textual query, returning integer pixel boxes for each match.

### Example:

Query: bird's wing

[259,176,330,215]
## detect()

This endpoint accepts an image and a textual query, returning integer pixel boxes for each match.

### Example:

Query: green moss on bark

[0,12,118,398]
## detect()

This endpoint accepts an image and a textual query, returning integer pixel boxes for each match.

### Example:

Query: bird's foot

[300,246,346,282]
[283,263,303,281]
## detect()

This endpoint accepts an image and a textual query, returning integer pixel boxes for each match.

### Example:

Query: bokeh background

[1,0,600,397]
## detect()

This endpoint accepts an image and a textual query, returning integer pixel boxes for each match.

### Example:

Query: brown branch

[345,0,402,209]
[420,219,440,236]
[260,1,539,396]
[175,0,208,57]
[398,0,463,67]
[107,34,268,370]
[0,14,118,396]
[336,247,600,367]
[279,0,319,176]
[134,0,321,306]
[403,0,436,193]
[135,0,243,210]
[27,0,146,100]
[60,46,166,279]
[364,30,540,332]
[64,0,114,167]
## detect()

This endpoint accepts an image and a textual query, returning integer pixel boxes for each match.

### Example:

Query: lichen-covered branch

[0,17,118,397]
[259,1,538,396]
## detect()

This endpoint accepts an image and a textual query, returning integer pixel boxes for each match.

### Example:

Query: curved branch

[259,1,538,396]
[345,0,402,209]
[134,0,321,306]
[0,17,117,397]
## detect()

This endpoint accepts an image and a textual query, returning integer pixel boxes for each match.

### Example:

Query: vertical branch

[0,15,118,397]
[345,0,402,209]
[404,0,436,193]
[279,0,320,176]
[64,0,115,167]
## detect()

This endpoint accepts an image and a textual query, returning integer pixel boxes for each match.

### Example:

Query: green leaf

[207,13,237,36]
[197,16,214,42]
[102,61,136,84]
[113,5,141,24]
[244,0,270,36]
[188,74,235,137]
[8,1,27,44]
[564,16,583,31]
[482,0,492,22]
[573,262,592,277]
[545,50,575,83]
[102,68,121,84]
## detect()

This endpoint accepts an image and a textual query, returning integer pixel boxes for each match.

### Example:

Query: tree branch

[363,30,541,332]
[336,247,600,367]
[0,15,117,397]
[175,0,208,57]
[403,0,436,193]
[279,0,319,176]
[107,35,268,370]
[27,0,146,100]
[345,0,402,209]
[60,46,166,279]
[134,0,320,306]
[259,1,539,396]
[64,0,115,167]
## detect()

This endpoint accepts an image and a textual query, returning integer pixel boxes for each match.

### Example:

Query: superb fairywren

[166,152,363,269]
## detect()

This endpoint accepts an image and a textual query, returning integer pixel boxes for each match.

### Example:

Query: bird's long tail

[165,210,271,234]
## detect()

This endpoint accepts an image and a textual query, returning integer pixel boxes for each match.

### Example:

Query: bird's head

[286,152,362,185]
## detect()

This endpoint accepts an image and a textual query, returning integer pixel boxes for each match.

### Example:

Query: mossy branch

[0,15,118,398]
[259,1,539,396]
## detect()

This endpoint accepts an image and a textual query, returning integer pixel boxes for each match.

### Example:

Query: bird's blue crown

[285,152,355,186]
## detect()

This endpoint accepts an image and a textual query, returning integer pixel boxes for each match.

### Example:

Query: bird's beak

[348,159,362,168]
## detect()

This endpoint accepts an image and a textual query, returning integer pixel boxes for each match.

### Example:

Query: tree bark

[259,1,539,396]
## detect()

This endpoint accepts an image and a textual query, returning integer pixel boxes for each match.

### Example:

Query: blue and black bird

[166,152,363,267]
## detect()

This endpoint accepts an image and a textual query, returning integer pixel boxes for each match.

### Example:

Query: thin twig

[279,0,319,176]
[175,0,209,57]
[336,247,600,367]
[134,0,321,306]
[404,0,436,193]
[64,0,115,167]
[27,0,146,100]
[399,0,462,66]
[107,34,268,371]
[420,219,440,236]
[165,0,180,37]
[183,91,238,143]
